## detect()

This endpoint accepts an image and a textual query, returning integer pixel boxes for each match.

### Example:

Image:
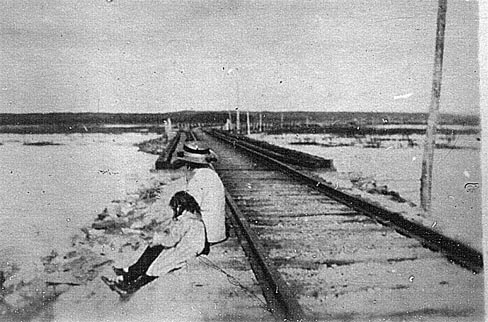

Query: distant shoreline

[0,124,165,134]
[0,111,479,134]
[0,123,479,135]
[0,111,479,126]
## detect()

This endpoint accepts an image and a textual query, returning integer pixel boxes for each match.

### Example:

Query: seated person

[102,191,207,295]
[174,142,227,245]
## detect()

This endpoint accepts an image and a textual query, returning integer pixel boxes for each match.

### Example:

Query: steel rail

[187,129,198,141]
[207,129,483,273]
[155,131,182,170]
[207,163,305,322]
[224,189,306,322]
[214,130,334,169]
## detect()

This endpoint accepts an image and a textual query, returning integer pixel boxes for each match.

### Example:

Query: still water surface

[0,133,159,273]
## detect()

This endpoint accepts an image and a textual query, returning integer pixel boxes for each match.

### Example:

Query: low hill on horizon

[0,111,479,127]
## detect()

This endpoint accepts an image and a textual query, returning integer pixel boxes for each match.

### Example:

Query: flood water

[0,133,159,274]
[0,130,482,279]
[251,133,482,251]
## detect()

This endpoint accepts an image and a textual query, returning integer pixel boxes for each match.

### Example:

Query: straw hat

[175,142,218,165]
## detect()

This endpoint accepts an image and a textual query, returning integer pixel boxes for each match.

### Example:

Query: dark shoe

[101,276,126,293]
[112,266,138,285]
[201,240,210,256]
[102,274,157,295]
[101,276,132,299]
[112,266,127,276]
[101,275,114,286]
[124,274,158,294]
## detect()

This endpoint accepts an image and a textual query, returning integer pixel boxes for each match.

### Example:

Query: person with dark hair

[101,191,206,296]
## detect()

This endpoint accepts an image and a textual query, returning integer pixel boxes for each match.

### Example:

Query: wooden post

[228,68,240,133]
[246,111,251,135]
[420,0,448,213]
[259,113,263,132]
[236,109,240,134]
[228,110,232,131]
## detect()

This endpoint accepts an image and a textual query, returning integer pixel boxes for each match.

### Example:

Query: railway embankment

[0,134,271,322]
[308,171,429,227]
[207,128,482,256]
[202,128,483,321]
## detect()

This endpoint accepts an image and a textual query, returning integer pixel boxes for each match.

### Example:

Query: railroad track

[196,129,483,322]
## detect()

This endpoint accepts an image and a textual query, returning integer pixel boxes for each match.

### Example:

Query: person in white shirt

[174,142,227,246]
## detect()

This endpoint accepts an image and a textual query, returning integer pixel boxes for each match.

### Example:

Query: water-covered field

[0,130,482,278]
[250,132,482,251]
[0,133,159,275]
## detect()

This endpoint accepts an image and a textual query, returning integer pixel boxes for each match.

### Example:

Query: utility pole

[235,73,240,134]
[259,112,263,132]
[236,109,240,134]
[420,0,448,213]
[227,68,240,133]
[246,111,251,135]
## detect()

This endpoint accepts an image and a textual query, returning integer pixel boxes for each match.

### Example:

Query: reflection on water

[0,133,159,273]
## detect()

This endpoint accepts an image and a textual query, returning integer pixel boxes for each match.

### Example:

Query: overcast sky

[0,0,480,114]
